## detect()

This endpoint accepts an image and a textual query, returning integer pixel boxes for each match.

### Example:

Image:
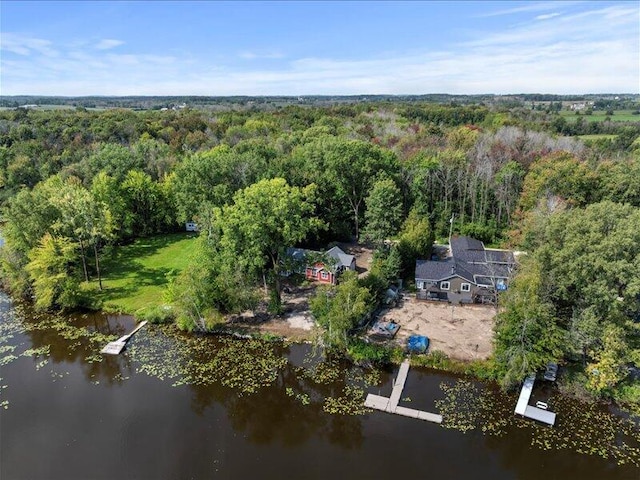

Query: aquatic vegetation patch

[436,380,495,433]
[128,326,287,395]
[435,379,640,466]
[323,385,369,415]
[286,387,311,405]
[301,356,343,384]
[529,396,640,467]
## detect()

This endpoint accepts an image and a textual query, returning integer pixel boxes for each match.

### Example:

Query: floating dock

[101,321,148,355]
[514,373,556,426]
[364,360,443,424]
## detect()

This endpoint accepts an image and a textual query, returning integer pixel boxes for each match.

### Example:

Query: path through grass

[91,233,197,314]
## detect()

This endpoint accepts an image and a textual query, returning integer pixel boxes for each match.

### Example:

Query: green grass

[560,110,640,123]
[576,134,619,141]
[89,233,197,314]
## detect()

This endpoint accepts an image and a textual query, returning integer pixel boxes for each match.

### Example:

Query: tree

[49,177,114,289]
[172,145,267,224]
[91,171,132,241]
[506,200,640,394]
[165,236,258,331]
[296,137,398,239]
[519,152,597,212]
[310,271,371,349]
[397,209,434,277]
[0,176,64,296]
[493,257,565,389]
[362,176,403,245]
[26,233,81,311]
[585,324,629,394]
[214,178,324,312]
[121,170,173,237]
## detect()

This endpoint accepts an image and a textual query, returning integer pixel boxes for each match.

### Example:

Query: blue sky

[1,1,638,95]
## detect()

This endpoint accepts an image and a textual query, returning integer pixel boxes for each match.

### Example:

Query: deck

[364,360,443,424]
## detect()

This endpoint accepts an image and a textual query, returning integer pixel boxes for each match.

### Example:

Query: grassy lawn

[89,233,198,314]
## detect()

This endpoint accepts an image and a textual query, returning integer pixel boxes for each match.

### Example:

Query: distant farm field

[576,134,619,141]
[560,110,640,122]
[91,233,197,314]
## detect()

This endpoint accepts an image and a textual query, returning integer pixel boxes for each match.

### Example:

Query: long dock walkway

[101,321,148,355]
[364,360,442,424]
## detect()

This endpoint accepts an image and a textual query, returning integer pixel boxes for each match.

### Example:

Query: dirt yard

[377,295,497,361]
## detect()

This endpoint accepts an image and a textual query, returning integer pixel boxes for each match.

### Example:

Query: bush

[137,305,175,324]
[176,309,225,332]
[347,339,392,366]
[411,349,452,369]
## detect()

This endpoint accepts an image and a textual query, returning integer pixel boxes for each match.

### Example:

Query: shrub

[137,305,175,324]
[347,339,392,365]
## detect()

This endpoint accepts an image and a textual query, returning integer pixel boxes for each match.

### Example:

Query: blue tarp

[407,335,429,353]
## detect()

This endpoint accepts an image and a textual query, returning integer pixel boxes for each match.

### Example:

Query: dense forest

[1,96,639,406]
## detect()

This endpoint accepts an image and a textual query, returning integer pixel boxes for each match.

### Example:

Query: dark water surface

[1,294,638,480]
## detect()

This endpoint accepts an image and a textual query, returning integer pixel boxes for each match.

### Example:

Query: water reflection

[15,303,137,385]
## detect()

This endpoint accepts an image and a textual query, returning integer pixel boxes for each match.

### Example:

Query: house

[286,246,356,285]
[415,235,515,304]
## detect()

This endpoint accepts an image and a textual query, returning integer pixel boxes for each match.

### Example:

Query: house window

[416,281,424,289]
[461,283,471,292]
[440,281,450,290]
[321,271,329,280]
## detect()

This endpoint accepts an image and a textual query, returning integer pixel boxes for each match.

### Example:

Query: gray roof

[286,247,312,263]
[286,246,354,272]
[416,235,515,284]
[325,246,355,269]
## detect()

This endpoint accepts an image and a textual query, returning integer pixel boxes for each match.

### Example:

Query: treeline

[1,100,639,402]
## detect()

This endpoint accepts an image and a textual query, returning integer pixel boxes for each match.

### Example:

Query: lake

[0,293,638,479]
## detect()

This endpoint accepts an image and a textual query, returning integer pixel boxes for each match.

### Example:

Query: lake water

[0,293,638,480]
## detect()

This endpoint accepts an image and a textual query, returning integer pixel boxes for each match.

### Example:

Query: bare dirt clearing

[377,295,496,361]
[230,282,319,342]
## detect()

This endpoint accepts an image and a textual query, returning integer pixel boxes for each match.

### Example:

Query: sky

[1,1,638,96]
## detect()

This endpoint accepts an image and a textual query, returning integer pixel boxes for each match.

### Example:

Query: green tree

[214,178,324,312]
[26,233,81,311]
[1,176,63,296]
[397,209,434,277]
[295,137,397,239]
[310,271,371,349]
[362,176,403,245]
[585,324,629,394]
[172,145,266,224]
[165,236,257,331]
[494,257,565,388]
[121,170,173,237]
[91,171,132,241]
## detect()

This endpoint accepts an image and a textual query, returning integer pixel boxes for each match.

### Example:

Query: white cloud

[1,3,637,95]
[0,33,58,57]
[238,50,285,60]
[478,1,583,18]
[535,13,561,20]
[95,39,124,50]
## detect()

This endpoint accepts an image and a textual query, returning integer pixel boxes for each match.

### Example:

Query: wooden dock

[101,321,148,355]
[364,360,443,424]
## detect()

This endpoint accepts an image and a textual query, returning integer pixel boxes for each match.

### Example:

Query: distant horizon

[2,92,638,99]
[2,1,638,96]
